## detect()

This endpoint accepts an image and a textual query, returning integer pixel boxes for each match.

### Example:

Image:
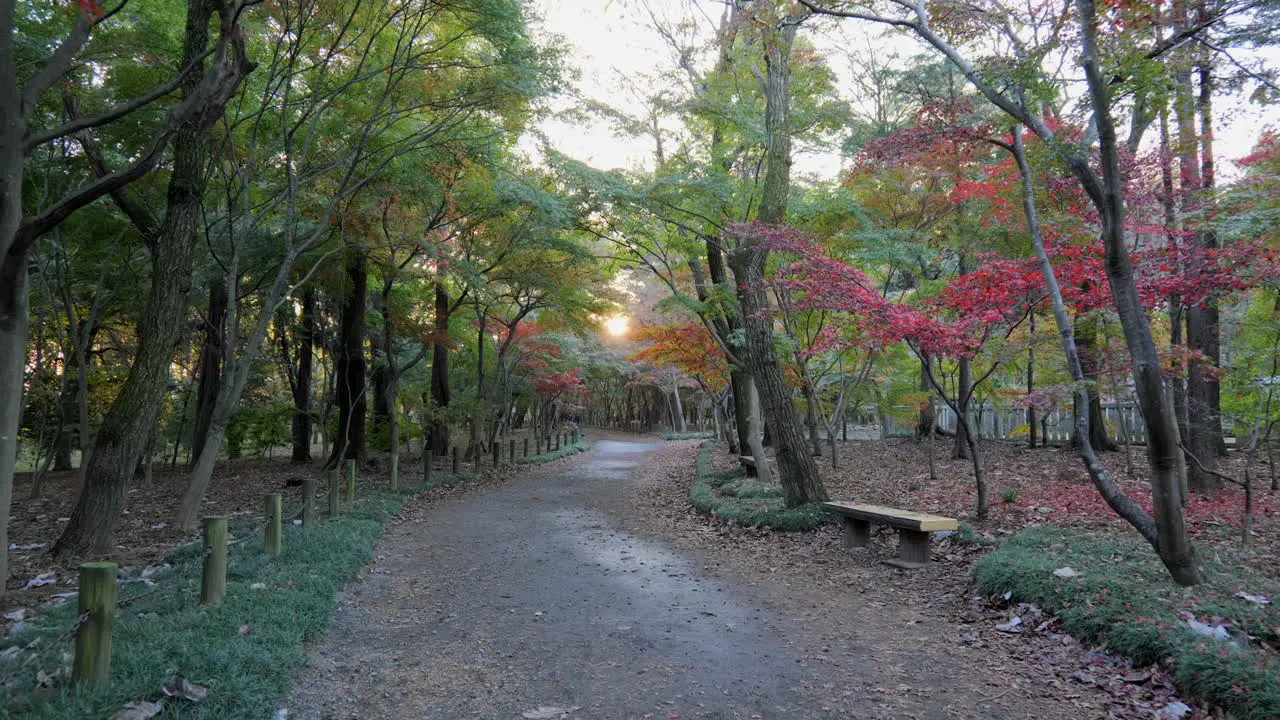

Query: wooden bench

[822,502,958,569]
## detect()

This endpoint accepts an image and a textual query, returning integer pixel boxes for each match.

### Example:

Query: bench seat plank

[821,502,957,532]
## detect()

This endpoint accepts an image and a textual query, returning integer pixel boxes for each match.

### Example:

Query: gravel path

[285,438,1105,720]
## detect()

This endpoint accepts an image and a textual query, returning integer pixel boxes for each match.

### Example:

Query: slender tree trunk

[430,282,450,456]
[291,287,314,462]
[802,378,822,456]
[916,353,936,437]
[1073,312,1117,451]
[1027,312,1037,448]
[53,0,238,559]
[671,383,686,433]
[1197,54,1224,457]
[745,379,773,486]
[0,261,27,597]
[953,357,971,459]
[191,279,227,466]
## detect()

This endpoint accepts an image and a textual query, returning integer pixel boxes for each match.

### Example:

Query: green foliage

[973,527,1280,720]
[999,487,1021,504]
[661,431,715,440]
[689,442,826,531]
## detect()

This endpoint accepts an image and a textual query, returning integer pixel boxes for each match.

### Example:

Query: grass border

[689,441,825,531]
[2,441,592,719]
[973,526,1280,720]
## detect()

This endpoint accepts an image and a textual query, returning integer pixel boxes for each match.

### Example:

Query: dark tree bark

[53,318,97,470]
[291,287,315,462]
[916,353,936,437]
[429,281,451,456]
[952,356,971,459]
[191,278,227,466]
[1197,55,1224,457]
[53,0,254,559]
[1073,312,1117,451]
[330,245,368,465]
[729,12,827,507]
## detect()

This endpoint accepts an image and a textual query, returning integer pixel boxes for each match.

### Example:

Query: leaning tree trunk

[953,356,971,460]
[1073,312,1117,451]
[53,0,242,559]
[291,287,314,462]
[191,278,227,466]
[729,15,826,508]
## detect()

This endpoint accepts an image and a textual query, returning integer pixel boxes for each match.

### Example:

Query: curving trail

[285,438,1090,719]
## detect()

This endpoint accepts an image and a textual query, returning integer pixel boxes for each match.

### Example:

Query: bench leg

[884,529,931,569]
[840,517,871,549]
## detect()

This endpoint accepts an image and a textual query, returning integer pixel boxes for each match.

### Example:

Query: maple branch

[1178,442,1245,487]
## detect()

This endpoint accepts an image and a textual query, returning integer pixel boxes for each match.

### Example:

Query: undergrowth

[690,442,825,531]
[1,439,581,719]
[973,526,1280,720]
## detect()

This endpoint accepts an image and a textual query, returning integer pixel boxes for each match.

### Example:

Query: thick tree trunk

[191,279,227,466]
[291,287,314,462]
[1198,58,1224,457]
[916,353,936,437]
[0,263,28,599]
[729,15,826,507]
[53,0,235,558]
[429,282,451,456]
[330,246,368,464]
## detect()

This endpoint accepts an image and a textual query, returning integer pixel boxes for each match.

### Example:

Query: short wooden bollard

[492,442,500,467]
[301,476,317,528]
[72,562,117,686]
[328,485,341,519]
[472,445,482,471]
[555,434,561,451]
[424,445,434,485]
[451,447,459,474]
[201,517,228,605]
[509,439,515,463]
[389,454,399,491]
[536,437,543,454]
[345,459,356,502]
[523,438,529,458]
[264,493,282,556]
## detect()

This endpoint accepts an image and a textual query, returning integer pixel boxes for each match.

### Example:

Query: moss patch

[690,442,825,531]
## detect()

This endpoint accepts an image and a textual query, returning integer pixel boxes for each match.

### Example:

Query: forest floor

[282,432,1209,720]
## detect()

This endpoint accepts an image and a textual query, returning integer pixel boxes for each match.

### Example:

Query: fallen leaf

[162,678,208,701]
[522,706,580,719]
[110,701,165,720]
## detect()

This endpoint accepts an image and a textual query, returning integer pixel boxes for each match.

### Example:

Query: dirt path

[285,438,1144,720]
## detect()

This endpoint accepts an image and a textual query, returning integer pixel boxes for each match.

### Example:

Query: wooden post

[492,442,500,467]
[72,562,117,686]
[345,459,356,501]
[536,436,542,454]
[555,433,561,451]
[523,438,529,457]
[472,444,481,472]
[424,442,434,485]
[888,529,932,569]
[509,439,515,463]
[201,517,228,605]
[301,476,317,528]
[451,446,459,474]
[328,485,341,519]
[389,454,399,492]
[264,493,282,556]
[840,517,871,549]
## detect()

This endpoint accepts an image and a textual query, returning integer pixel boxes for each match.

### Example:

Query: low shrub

[973,526,1280,720]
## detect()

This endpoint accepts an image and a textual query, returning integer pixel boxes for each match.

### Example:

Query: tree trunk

[1027,312,1037,448]
[953,356,971,460]
[1198,56,1224,457]
[745,379,773,486]
[802,378,822,456]
[916,353,936,437]
[331,246,367,465]
[291,287,314,463]
[0,262,28,598]
[53,0,235,559]
[191,279,227,466]
[430,282,451,456]
[1073,313,1117,450]
[729,14,826,507]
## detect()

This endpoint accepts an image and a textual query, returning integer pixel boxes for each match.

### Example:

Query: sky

[529,0,1279,182]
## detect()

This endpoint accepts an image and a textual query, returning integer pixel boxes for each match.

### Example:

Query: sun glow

[604,315,630,336]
